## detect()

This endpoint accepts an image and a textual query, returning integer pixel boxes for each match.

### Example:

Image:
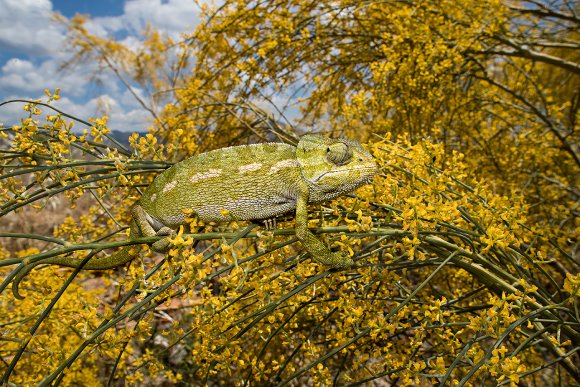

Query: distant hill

[0,129,148,154]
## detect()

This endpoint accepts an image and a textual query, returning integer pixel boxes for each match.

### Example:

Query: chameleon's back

[139,142,303,226]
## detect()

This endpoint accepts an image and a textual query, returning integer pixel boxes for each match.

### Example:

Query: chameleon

[12,135,377,299]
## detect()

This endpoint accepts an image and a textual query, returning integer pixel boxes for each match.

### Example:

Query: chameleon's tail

[12,221,141,299]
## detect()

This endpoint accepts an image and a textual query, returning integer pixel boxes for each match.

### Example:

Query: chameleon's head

[296,135,378,202]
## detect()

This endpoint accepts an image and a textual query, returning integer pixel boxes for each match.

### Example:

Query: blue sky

[0,0,201,132]
[53,0,125,18]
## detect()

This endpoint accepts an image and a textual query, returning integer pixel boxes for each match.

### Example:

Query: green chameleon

[13,135,377,299]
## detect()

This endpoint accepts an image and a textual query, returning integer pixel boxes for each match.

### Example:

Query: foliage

[0,0,579,385]
[63,0,579,230]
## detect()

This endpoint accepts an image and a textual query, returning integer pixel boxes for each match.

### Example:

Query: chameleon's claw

[263,218,277,230]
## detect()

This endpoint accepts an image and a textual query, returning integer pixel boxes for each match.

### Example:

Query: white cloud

[57,95,153,132]
[0,0,66,55]
[119,88,148,109]
[0,94,153,133]
[123,0,200,36]
[0,58,94,96]
[0,97,28,126]
[0,0,205,133]
[111,106,152,132]
[86,0,200,39]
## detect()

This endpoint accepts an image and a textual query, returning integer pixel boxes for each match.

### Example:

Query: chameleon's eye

[326,142,352,166]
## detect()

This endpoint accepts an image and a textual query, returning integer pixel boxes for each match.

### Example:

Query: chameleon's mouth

[313,165,378,183]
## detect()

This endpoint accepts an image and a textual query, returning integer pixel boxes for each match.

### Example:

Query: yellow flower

[167,225,193,247]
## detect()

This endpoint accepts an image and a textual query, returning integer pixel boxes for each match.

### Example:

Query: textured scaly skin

[13,135,377,299]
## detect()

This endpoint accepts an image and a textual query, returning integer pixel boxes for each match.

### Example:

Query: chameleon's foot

[151,227,176,253]
[156,226,175,236]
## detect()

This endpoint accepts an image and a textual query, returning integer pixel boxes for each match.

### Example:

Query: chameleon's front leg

[295,184,354,269]
[132,205,175,253]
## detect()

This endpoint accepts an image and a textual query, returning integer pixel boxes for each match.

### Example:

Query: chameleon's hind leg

[131,205,175,253]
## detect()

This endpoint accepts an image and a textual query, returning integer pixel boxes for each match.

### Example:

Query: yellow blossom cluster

[1,125,577,384]
[1,0,578,384]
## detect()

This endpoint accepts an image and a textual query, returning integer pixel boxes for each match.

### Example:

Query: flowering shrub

[0,103,577,384]
[1,0,578,384]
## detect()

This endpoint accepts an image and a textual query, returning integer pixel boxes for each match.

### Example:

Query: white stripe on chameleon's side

[239,163,262,174]
[190,169,223,184]
[269,159,299,174]
[162,180,177,193]
[150,193,157,202]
